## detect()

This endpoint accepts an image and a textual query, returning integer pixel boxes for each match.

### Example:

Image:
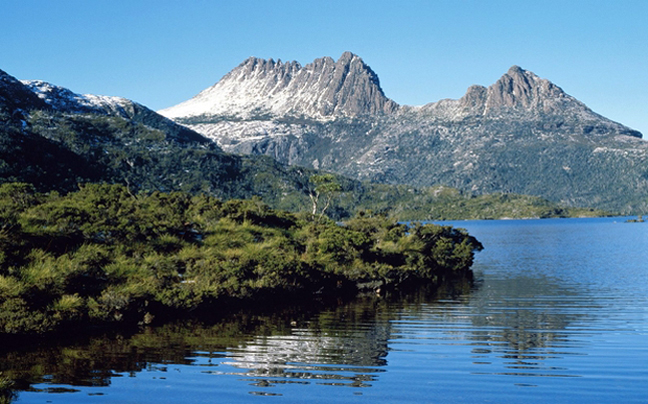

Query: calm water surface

[5,217,648,403]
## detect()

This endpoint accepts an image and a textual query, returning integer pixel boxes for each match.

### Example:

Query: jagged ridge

[416,66,641,138]
[159,51,399,119]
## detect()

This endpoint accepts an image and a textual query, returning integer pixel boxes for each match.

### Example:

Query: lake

[3,217,647,403]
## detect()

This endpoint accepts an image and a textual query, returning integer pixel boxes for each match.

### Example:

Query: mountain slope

[416,65,640,137]
[0,69,49,122]
[0,69,311,204]
[22,80,206,143]
[162,55,648,213]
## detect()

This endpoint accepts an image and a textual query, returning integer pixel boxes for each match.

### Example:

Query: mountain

[415,65,640,136]
[159,51,398,120]
[1,67,603,220]
[22,80,206,143]
[161,53,648,213]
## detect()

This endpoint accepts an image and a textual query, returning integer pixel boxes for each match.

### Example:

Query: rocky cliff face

[159,51,398,119]
[417,65,573,118]
[161,54,648,213]
[484,65,568,113]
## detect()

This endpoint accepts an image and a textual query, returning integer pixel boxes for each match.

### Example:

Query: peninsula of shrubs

[0,182,482,336]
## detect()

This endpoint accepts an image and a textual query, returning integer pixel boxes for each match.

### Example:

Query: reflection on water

[470,276,594,374]
[200,302,393,391]
[0,287,463,401]
[2,218,648,403]
[219,316,390,388]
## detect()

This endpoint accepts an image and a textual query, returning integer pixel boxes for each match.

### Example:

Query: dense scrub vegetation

[340,183,610,220]
[0,183,482,336]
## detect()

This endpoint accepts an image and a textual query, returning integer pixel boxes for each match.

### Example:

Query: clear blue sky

[2,0,647,136]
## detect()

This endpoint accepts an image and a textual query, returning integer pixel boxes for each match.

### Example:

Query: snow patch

[21,80,137,117]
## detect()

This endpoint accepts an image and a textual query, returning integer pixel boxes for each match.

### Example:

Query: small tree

[308,174,341,221]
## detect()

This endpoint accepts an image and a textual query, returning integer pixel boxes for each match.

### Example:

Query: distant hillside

[161,53,648,214]
[1,68,313,205]
[0,67,610,220]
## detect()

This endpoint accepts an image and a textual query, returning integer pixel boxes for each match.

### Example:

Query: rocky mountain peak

[458,85,488,111]
[338,50,355,63]
[300,51,398,116]
[421,65,590,120]
[231,56,302,83]
[159,52,399,120]
[485,65,568,112]
[159,54,642,148]
[507,65,524,74]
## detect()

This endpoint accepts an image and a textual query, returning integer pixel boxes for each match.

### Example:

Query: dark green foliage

[0,184,482,336]
[330,182,611,221]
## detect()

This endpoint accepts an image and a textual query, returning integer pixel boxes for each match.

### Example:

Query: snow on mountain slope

[0,69,48,115]
[21,79,211,144]
[154,53,648,213]
[21,80,142,117]
[159,51,399,120]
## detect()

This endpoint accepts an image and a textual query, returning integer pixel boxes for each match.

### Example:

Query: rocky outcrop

[485,65,567,112]
[414,66,641,138]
